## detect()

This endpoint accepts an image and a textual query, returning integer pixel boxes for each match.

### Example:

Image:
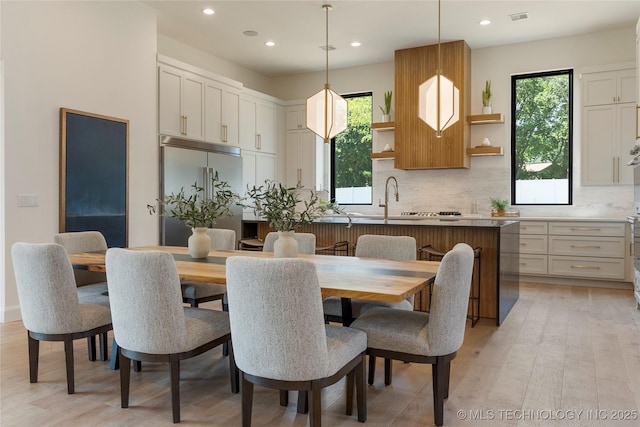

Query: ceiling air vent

[320,45,336,51]
[509,12,529,21]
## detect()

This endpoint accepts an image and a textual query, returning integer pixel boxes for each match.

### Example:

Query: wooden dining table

[68,245,439,326]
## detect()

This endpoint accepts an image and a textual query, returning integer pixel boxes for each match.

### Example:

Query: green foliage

[482,80,492,107]
[514,74,570,181]
[379,90,392,115]
[490,197,509,210]
[334,95,373,190]
[147,171,240,229]
[244,180,350,231]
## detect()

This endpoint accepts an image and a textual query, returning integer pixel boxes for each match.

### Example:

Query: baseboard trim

[520,275,632,290]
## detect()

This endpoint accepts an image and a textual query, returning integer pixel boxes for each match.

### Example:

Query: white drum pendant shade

[306,85,348,143]
[418,74,460,136]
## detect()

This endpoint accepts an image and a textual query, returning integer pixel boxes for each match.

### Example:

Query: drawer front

[548,256,625,280]
[519,235,548,254]
[519,221,548,235]
[548,235,625,258]
[548,222,625,237]
[519,254,548,275]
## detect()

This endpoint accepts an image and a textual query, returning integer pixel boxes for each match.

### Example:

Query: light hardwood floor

[2,282,640,426]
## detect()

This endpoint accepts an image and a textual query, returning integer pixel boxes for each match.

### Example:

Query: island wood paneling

[394,40,471,170]
[257,220,520,325]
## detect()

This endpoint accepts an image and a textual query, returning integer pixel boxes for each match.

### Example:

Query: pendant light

[418,0,459,138]
[306,4,347,144]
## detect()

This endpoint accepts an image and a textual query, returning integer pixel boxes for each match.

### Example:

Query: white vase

[482,106,492,114]
[273,230,298,258]
[382,114,391,122]
[188,227,211,259]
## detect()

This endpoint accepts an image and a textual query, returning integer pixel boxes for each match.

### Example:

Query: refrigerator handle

[208,167,215,200]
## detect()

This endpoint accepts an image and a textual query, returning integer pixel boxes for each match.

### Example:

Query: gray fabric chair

[11,242,113,394]
[350,243,474,426]
[105,248,239,423]
[225,256,367,427]
[54,231,110,361]
[323,234,417,323]
[181,228,236,308]
[262,231,317,255]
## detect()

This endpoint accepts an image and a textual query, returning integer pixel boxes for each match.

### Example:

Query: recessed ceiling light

[351,41,361,47]
[202,8,214,15]
[479,19,491,26]
[265,41,275,47]
[243,30,258,37]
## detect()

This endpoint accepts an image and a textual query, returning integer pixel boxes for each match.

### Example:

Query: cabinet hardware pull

[570,244,600,249]
[570,265,600,269]
[256,134,261,150]
[570,227,601,231]
[222,124,227,142]
[520,243,527,246]
[520,262,527,266]
[613,157,616,182]
[184,116,188,135]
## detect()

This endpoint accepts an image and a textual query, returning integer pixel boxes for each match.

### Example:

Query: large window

[511,70,573,205]
[331,92,373,205]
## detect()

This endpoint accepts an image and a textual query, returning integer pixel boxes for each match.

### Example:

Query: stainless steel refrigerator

[160,135,243,247]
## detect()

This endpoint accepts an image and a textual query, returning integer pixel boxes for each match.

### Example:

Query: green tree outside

[334,95,372,190]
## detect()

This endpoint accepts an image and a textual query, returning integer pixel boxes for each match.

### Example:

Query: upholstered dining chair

[105,248,238,423]
[181,228,236,308]
[350,243,474,426]
[323,234,417,323]
[225,256,367,427]
[11,242,113,394]
[54,231,110,361]
[262,231,317,255]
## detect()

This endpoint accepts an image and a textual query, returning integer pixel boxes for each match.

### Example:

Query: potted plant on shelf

[379,90,392,122]
[482,80,492,114]
[489,197,509,217]
[244,180,350,258]
[148,171,241,259]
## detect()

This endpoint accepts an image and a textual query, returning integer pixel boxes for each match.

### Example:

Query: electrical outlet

[17,194,39,207]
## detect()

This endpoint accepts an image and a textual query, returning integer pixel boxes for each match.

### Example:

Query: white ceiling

[146,0,640,77]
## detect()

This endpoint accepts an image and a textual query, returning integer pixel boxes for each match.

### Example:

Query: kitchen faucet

[379,176,399,220]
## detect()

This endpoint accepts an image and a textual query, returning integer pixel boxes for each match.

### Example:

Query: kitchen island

[245,216,520,325]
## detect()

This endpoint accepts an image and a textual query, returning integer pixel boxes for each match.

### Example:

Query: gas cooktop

[401,211,462,217]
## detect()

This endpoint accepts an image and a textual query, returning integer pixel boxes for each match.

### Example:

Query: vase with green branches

[379,90,392,121]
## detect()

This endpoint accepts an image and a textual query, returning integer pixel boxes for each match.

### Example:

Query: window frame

[510,69,574,206]
[330,91,373,205]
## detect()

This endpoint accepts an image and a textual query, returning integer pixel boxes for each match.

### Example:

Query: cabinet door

[583,71,618,106]
[204,81,224,143]
[285,131,301,187]
[286,106,305,130]
[223,90,240,146]
[257,102,276,153]
[256,152,276,186]
[158,66,183,137]
[618,69,637,104]
[582,105,616,185]
[239,98,257,150]
[182,72,205,140]
[618,103,637,184]
[285,130,319,188]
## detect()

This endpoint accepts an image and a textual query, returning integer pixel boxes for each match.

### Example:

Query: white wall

[270,26,637,218]
[1,1,158,322]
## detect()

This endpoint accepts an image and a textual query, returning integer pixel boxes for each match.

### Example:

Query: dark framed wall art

[59,108,129,247]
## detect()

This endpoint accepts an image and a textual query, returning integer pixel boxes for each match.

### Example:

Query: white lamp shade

[306,87,348,142]
[418,74,460,134]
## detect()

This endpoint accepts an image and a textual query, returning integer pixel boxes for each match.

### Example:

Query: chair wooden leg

[169,354,181,423]
[356,354,367,422]
[110,337,119,370]
[309,382,322,427]
[87,336,96,361]
[241,374,254,427]
[228,341,239,394]
[222,342,229,357]
[297,391,308,414]
[279,390,289,407]
[444,360,451,399]
[63,337,75,394]
[345,370,354,416]
[27,332,39,384]
[384,358,392,386]
[367,355,376,385]
[119,352,131,409]
[432,357,446,426]
[99,332,108,361]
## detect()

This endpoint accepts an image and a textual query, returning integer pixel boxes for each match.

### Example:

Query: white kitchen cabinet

[582,68,636,106]
[158,65,205,140]
[519,221,548,275]
[204,80,240,146]
[242,150,276,211]
[239,95,276,154]
[285,129,322,189]
[582,95,636,185]
[286,105,307,131]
